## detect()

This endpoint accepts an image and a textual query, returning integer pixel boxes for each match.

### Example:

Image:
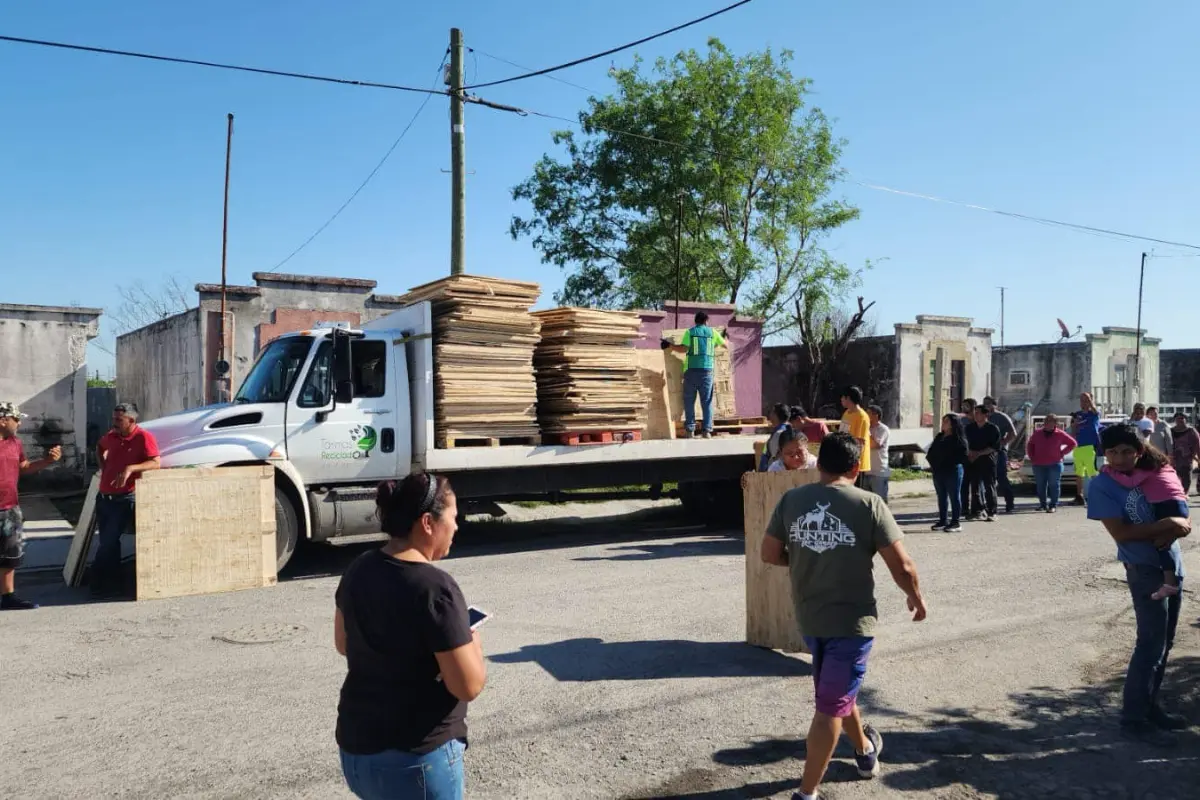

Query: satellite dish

[215,359,230,376]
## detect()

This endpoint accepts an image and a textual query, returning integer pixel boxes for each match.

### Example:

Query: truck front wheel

[274,485,301,573]
[679,479,744,527]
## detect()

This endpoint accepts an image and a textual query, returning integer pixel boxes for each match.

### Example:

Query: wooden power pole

[449,28,466,276]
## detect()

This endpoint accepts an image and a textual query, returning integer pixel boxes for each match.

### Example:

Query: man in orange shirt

[839,386,873,487]
[92,403,160,598]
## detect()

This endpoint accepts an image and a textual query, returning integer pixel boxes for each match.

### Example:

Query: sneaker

[1037,504,1047,512]
[701,431,712,439]
[931,522,947,531]
[1149,708,1191,731]
[984,513,995,522]
[854,724,884,778]
[0,593,39,611]
[944,523,963,532]
[1121,721,1178,747]
[965,513,981,521]
[1048,506,1058,514]
[684,429,695,439]
[1073,496,1085,506]
[1005,504,1015,514]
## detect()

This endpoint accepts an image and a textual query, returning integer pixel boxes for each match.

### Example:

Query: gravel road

[4,496,1198,799]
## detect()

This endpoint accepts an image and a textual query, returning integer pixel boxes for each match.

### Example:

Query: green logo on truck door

[321,425,378,460]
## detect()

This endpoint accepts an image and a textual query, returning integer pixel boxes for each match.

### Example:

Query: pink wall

[635,301,763,419]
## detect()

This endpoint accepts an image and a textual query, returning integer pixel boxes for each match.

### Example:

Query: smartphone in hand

[468,606,492,631]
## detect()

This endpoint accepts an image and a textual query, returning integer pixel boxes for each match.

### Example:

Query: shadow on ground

[572,536,742,562]
[489,638,810,682]
[633,659,1200,799]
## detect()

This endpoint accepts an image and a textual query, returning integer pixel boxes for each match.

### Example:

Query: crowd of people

[758,386,892,502]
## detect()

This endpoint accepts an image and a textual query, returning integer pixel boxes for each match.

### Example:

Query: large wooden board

[635,349,675,440]
[134,466,276,600]
[743,469,820,652]
[62,475,100,587]
[663,328,737,424]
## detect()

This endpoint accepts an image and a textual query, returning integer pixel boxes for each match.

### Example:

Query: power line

[462,0,755,90]
[470,47,600,94]
[265,55,449,273]
[475,94,1200,252]
[0,34,447,95]
[852,181,1200,251]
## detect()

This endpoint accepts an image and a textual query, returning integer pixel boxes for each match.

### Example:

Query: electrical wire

[0,34,447,95]
[474,93,1200,252]
[470,47,600,94]
[264,54,449,273]
[462,0,755,90]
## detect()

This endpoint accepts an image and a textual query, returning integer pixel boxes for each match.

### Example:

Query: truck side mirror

[335,380,354,405]
[331,330,354,406]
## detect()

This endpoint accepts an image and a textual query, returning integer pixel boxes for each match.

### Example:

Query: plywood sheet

[63,475,100,587]
[135,465,276,600]
[743,469,820,652]
[635,349,675,441]
[662,328,737,425]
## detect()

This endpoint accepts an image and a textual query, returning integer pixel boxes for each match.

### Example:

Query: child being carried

[1107,460,1189,600]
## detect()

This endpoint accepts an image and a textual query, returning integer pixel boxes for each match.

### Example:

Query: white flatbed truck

[140,302,761,571]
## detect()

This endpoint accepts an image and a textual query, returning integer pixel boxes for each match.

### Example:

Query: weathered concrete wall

[1161,349,1200,401]
[636,302,763,419]
[0,303,102,483]
[761,336,898,424]
[116,308,202,421]
[1087,327,1159,409]
[992,342,1089,416]
[895,316,993,428]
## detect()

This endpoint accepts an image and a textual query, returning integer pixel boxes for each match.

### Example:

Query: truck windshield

[234,336,314,404]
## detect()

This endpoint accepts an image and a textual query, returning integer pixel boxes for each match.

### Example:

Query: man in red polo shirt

[0,402,62,610]
[92,403,160,598]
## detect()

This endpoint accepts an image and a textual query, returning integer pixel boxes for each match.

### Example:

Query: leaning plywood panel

[135,465,276,600]
[634,349,675,440]
[63,475,100,587]
[743,469,819,652]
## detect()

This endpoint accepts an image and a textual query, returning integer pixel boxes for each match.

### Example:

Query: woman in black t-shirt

[335,473,486,800]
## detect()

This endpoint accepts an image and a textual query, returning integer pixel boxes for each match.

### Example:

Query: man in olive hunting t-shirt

[760,432,928,800]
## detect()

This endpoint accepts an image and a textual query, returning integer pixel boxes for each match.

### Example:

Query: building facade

[116,273,411,420]
[0,303,102,483]
[763,315,992,429]
[990,326,1160,416]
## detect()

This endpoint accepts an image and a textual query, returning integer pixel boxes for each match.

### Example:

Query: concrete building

[990,327,1160,416]
[0,303,103,483]
[763,315,992,429]
[116,273,411,420]
[635,301,763,419]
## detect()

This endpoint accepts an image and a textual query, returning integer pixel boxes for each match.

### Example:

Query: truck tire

[274,485,301,573]
[679,479,743,527]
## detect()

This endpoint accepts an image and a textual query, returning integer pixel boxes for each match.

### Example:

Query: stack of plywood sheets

[399,275,542,447]
[531,308,648,437]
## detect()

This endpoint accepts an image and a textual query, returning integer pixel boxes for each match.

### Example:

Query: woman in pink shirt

[1026,413,1077,512]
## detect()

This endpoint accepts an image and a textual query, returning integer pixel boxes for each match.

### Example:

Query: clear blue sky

[4,1,1198,377]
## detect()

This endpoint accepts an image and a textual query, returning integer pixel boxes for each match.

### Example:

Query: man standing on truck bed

[0,402,61,610]
[91,404,160,598]
[663,312,727,439]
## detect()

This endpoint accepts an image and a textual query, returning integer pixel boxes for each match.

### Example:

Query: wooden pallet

[677,416,771,435]
[543,430,644,446]
[439,435,541,449]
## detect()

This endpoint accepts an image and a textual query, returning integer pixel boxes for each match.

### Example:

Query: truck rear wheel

[274,485,300,573]
[679,479,744,528]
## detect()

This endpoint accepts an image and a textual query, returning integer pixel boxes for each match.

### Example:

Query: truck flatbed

[424,435,761,472]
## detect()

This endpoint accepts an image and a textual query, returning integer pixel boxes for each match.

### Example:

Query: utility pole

[673,191,684,329]
[1134,251,1147,402]
[997,286,1007,349]
[218,112,234,402]
[449,28,466,276]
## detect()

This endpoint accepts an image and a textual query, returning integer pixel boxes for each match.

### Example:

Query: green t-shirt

[679,325,725,371]
[766,482,904,638]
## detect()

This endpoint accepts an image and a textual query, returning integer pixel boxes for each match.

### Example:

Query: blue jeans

[1033,463,1063,508]
[862,474,889,502]
[341,739,465,800]
[683,368,715,433]
[1122,564,1182,724]
[995,449,1014,508]
[933,466,963,525]
[94,494,136,577]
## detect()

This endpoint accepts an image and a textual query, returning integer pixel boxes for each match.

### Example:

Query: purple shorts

[803,636,874,718]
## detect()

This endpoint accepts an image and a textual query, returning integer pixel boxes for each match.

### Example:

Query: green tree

[511,39,862,334]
